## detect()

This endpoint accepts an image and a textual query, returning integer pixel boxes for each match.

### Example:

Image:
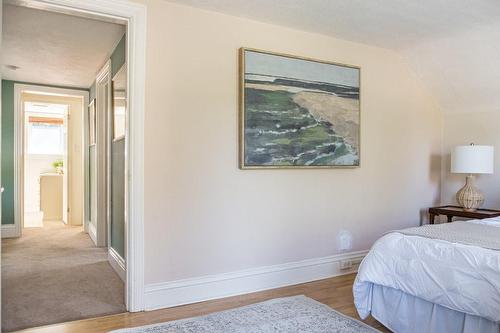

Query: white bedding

[353,217,500,323]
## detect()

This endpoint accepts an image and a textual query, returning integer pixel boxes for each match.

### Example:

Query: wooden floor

[15,273,389,333]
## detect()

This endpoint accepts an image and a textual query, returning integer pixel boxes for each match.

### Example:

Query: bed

[353,217,500,333]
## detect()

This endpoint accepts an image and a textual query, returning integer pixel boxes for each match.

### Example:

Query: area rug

[110,295,380,333]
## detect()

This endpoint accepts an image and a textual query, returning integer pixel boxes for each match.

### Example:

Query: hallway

[1,221,125,332]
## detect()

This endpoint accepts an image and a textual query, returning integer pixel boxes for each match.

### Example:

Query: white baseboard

[108,247,126,282]
[144,250,368,311]
[1,224,20,238]
[88,221,97,245]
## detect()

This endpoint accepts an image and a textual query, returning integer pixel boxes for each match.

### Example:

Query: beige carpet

[2,221,126,332]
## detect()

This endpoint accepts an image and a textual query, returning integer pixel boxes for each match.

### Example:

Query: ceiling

[2,4,126,88]
[167,0,500,114]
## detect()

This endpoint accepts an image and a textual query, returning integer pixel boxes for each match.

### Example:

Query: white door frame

[12,84,89,238]
[10,0,146,312]
[94,60,112,248]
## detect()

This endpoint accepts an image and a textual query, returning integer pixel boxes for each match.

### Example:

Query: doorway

[0,0,146,324]
[23,100,69,228]
[11,84,89,237]
[22,93,85,230]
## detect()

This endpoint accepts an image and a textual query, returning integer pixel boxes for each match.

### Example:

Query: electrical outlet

[337,230,353,252]
[340,260,353,270]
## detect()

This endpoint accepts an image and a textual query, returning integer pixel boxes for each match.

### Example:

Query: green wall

[2,81,15,224]
[87,34,124,103]
[111,34,126,77]
[110,33,126,258]
[85,33,126,255]
[111,138,125,257]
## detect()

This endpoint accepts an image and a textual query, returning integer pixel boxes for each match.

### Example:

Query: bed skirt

[369,284,499,333]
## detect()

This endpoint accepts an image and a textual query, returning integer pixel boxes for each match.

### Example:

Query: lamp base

[456,175,484,212]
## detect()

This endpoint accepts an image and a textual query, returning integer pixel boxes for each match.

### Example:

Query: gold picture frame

[239,47,361,169]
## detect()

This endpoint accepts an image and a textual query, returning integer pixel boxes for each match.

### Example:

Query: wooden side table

[429,205,500,224]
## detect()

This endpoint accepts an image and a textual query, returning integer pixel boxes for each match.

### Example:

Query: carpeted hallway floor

[1,221,126,332]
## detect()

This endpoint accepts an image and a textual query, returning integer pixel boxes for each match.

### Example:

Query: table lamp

[451,144,494,211]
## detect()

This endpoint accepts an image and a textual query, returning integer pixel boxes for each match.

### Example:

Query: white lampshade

[451,145,494,174]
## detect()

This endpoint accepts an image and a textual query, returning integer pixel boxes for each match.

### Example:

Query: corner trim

[144,250,368,311]
[88,221,98,246]
[108,247,126,282]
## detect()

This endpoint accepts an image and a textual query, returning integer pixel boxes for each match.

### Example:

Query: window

[27,120,65,155]
[25,102,68,155]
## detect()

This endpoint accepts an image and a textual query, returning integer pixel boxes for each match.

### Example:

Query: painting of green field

[240,49,360,168]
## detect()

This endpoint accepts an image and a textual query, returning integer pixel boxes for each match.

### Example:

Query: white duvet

[353,218,500,323]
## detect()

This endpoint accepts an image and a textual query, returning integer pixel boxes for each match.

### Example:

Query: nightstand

[429,205,500,224]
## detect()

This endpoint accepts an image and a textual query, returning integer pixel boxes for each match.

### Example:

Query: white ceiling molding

[166,0,500,114]
[1,4,126,88]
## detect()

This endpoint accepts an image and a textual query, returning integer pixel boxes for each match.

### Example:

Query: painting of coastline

[239,48,360,168]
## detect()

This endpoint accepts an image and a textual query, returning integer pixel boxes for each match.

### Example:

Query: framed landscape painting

[239,48,360,169]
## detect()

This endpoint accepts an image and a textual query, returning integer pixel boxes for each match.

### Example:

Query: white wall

[401,21,500,116]
[24,154,63,227]
[402,19,500,208]
[139,1,443,285]
[441,112,500,208]
[24,154,63,213]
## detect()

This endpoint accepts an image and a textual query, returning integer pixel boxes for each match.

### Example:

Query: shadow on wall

[430,153,442,197]
[419,153,442,225]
